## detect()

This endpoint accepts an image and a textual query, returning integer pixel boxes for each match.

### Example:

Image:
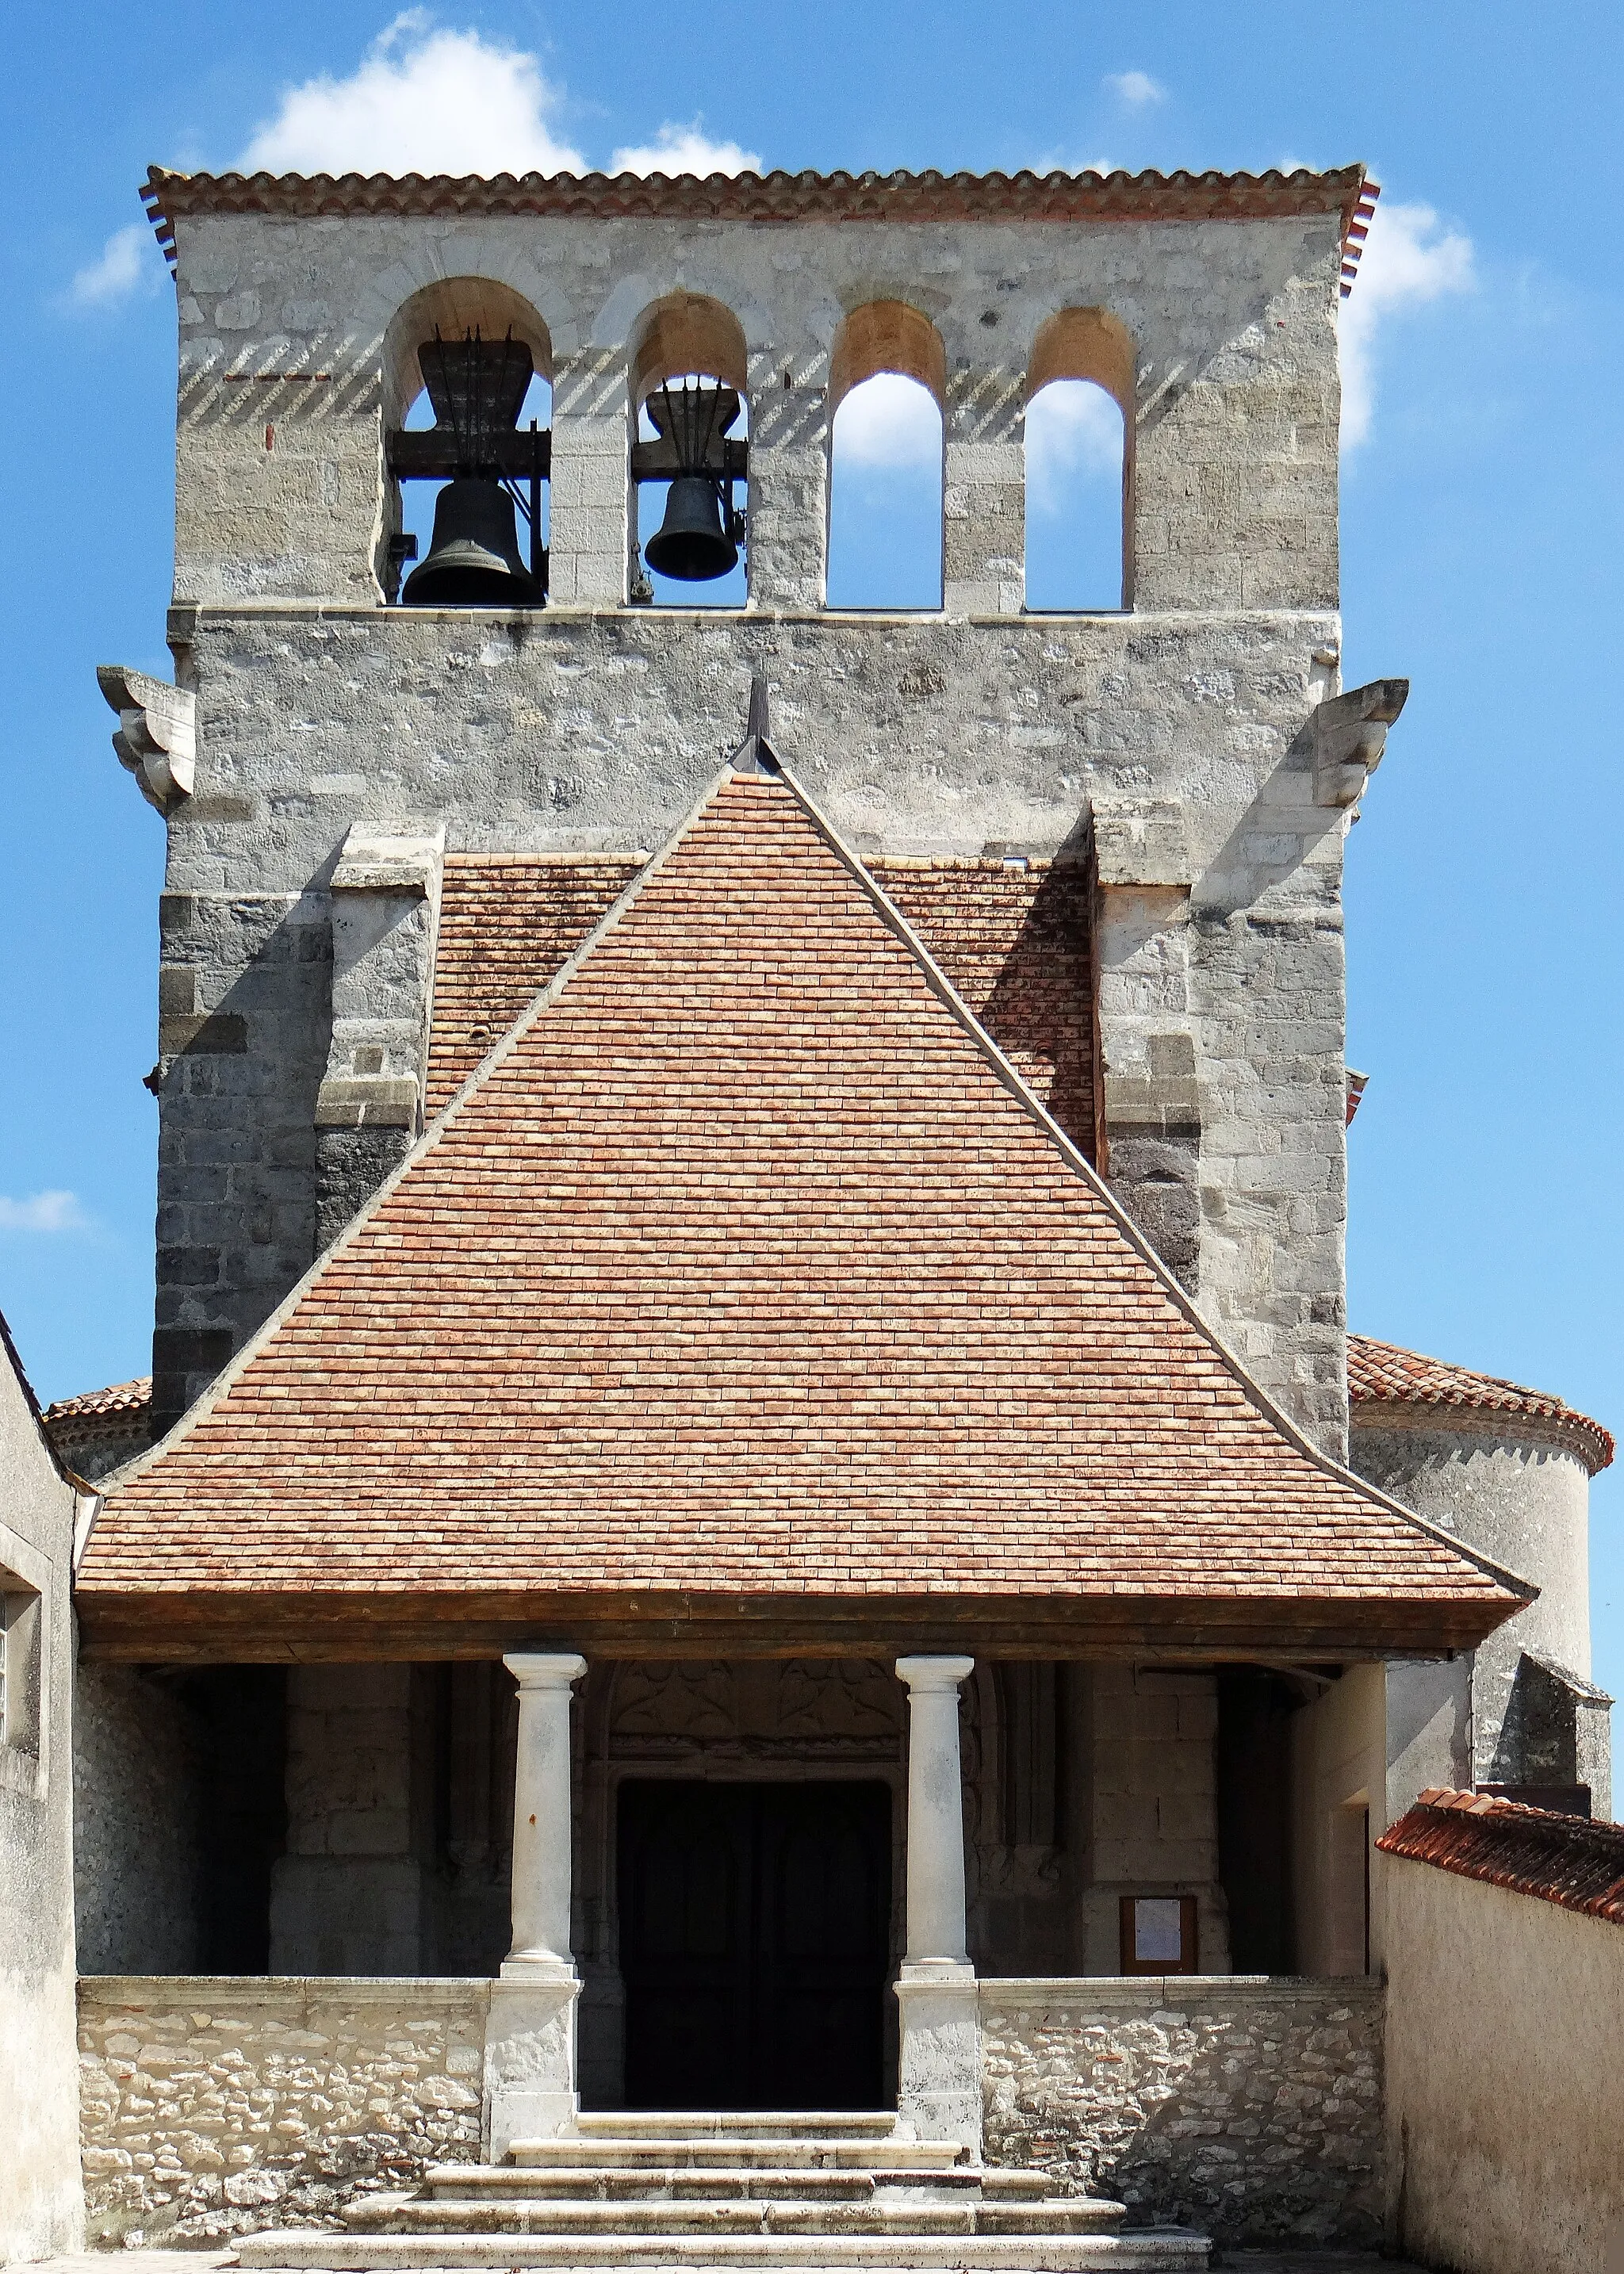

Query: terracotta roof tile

[44,1376,152,1423]
[143,164,1367,243]
[80,771,1522,1650]
[1349,1334,1613,1474]
[1378,1789,1624,1924]
[431,854,1097,1156]
[429,860,641,1115]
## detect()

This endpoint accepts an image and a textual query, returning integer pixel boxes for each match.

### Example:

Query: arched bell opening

[628,294,751,609]
[1023,308,1136,613]
[825,301,946,611]
[381,278,554,608]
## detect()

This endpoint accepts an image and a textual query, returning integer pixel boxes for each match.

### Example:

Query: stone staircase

[234,2110,1210,2271]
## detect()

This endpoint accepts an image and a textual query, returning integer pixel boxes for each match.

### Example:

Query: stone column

[943,366,1024,618]
[549,350,629,608]
[743,347,829,611]
[484,1652,585,2157]
[894,1655,981,2152]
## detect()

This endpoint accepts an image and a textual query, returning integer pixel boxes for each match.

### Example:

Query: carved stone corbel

[98,665,195,815]
[1313,676,1409,806]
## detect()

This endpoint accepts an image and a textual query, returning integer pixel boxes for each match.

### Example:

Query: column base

[894,1960,981,2155]
[484,1966,580,2161]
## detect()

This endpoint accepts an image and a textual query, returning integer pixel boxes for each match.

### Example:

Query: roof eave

[73,1579,1525,1666]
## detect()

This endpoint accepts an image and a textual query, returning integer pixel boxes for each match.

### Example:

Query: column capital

[504,1652,588,1690]
[896,1655,975,1692]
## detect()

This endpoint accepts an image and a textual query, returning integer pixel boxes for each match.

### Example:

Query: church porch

[75,1643,1390,2250]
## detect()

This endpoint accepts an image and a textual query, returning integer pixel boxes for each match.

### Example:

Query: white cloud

[238,17,584,176]
[67,224,159,310]
[0,1191,89,1235]
[1340,197,1474,448]
[610,123,762,177]
[1025,380,1124,514]
[1105,70,1165,107]
[832,373,943,469]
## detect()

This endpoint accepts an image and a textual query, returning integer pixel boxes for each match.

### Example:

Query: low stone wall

[78,1977,491,2246]
[980,1976,1384,2245]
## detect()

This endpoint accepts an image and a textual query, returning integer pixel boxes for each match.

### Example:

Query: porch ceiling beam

[72,1587,1513,1663]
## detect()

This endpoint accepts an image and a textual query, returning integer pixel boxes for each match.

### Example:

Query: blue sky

[2,2,1622,1698]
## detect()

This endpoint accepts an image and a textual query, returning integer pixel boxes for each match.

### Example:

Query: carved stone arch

[359,245,576,388]
[629,291,750,408]
[829,300,948,419]
[380,274,557,427]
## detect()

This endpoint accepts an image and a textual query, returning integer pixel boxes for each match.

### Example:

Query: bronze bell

[401,477,539,608]
[642,380,743,582]
[645,474,738,582]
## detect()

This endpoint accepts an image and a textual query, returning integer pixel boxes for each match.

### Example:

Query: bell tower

[113,161,1377,1449]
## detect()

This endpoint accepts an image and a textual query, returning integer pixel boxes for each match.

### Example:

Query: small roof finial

[730,673,779,775]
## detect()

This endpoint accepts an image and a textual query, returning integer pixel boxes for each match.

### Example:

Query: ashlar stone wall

[981,1976,1383,2245]
[77,1977,489,2247]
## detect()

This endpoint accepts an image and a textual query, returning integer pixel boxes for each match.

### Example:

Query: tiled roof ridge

[142,163,1367,239]
[94,760,1532,1629]
[1377,1788,1624,1925]
[44,1376,153,1422]
[1349,1332,1613,1474]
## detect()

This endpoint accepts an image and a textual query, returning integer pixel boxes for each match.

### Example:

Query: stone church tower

[131,163,1379,1448]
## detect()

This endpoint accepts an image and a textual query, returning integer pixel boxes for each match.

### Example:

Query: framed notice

[1119,1893,1199,1975]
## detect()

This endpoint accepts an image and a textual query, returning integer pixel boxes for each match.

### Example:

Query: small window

[0,1583,42,1759]
[1119,1893,1198,1974]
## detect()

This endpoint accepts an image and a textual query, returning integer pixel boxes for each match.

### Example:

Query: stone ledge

[979,1974,1379,2007]
[79,1974,494,2005]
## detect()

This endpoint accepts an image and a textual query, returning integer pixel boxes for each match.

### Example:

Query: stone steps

[345,2196,1130,2236]
[572,2113,902,2139]
[420,2162,1054,2200]
[508,2138,967,2171]
[235,2232,1211,2270]
[235,2112,1209,2274]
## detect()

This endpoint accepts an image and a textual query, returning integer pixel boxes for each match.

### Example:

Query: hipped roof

[78,766,1526,1661]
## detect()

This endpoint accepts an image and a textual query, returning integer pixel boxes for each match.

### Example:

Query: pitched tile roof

[78,769,1525,1659]
[1378,1790,1624,1924]
[1349,1334,1613,1475]
[430,854,1097,1154]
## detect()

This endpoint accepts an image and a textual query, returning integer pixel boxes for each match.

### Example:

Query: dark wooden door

[618,1779,891,2110]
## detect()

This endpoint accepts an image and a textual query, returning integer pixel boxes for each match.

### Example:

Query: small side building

[0,1313,83,2261]
[1350,1338,1614,1820]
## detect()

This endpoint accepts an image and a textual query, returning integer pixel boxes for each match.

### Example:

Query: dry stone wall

[981,1977,1382,2245]
[77,1977,489,2246]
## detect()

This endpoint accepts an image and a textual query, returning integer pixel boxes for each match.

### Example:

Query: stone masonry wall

[981,1977,1383,2245]
[77,1977,489,2247]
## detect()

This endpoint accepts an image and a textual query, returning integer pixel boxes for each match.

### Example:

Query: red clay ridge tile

[1380,1789,1624,1924]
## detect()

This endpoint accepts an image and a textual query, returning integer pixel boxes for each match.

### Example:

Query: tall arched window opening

[381,278,553,608]
[1023,308,1136,614]
[630,296,750,609]
[1024,381,1125,611]
[825,303,945,611]
[396,358,551,605]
